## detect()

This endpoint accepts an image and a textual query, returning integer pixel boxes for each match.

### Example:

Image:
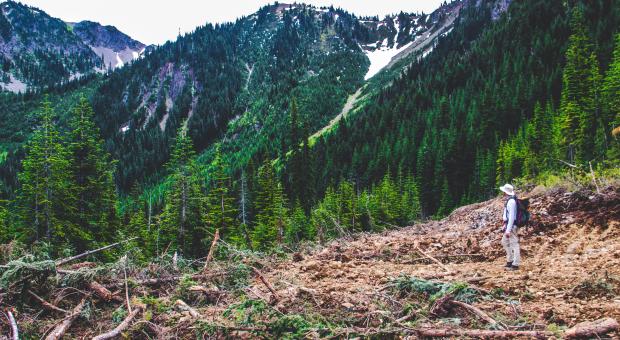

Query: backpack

[505,196,531,227]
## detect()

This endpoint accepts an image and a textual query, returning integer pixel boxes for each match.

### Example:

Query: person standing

[500,184,520,271]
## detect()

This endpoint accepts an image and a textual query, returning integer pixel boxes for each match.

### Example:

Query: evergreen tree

[524,102,553,176]
[68,98,118,250]
[159,126,205,257]
[204,146,238,242]
[436,177,453,217]
[18,99,76,253]
[559,7,600,163]
[253,160,288,250]
[286,202,314,245]
[603,33,620,159]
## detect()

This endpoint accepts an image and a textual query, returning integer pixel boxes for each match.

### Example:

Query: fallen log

[415,328,553,338]
[28,290,68,313]
[429,293,453,318]
[404,253,484,264]
[88,281,122,302]
[415,318,619,339]
[44,296,88,340]
[451,300,500,328]
[7,310,18,340]
[188,285,222,300]
[174,299,201,318]
[203,229,220,272]
[563,317,619,339]
[102,271,228,289]
[415,246,453,273]
[92,306,143,340]
[252,267,279,301]
[55,238,137,267]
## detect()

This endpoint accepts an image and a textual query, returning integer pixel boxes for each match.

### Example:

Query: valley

[0,0,618,338]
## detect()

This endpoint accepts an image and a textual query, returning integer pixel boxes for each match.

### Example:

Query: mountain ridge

[0,0,145,92]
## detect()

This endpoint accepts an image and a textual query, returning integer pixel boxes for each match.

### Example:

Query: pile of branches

[0,234,263,339]
[0,237,618,339]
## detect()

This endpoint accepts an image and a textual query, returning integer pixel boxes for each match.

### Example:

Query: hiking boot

[506,265,519,271]
[504,261,513,268]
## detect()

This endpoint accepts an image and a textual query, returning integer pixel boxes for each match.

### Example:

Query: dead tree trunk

[203,229,220,272]
[7,310,18,340]
[44,297,88,340]
[563,317,619,339]
[92,306,142,340]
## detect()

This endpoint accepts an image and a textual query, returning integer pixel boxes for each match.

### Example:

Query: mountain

[69,20,147,70]
[84,1,462,190]
[0,0,616,233]
[288,0,620,216]
[0,1,620,337]
[0,0,145,92]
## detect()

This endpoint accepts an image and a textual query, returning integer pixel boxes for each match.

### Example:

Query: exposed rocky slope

[70,20,146,70]
[1,182,618,338]
[0,0,144,92]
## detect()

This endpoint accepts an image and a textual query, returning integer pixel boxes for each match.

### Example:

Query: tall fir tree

[159,125,206,257]
[603,33,620,159]
[68,98,118,250]
[559,7,600,163]
[204,146,238,243]
[18,100,76,253]
[252,160,288,251]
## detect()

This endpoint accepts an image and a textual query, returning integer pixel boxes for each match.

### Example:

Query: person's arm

[505,199,517,234]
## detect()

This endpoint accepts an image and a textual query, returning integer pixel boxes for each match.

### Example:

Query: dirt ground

[229,185,620,336]
[3,185,619,339]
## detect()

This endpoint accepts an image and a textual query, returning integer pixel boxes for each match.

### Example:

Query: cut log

[174,299,201,318]
[404,253,484,264]
[102,271,227,289]
[563,317,619,339]
[252,267,279,301]
[44,296,88,340]
[415,246,453,273]
[416,318,619,339]
[416,328,553,338]
[395,311,416,324]
[28,290,68,313]
[451,300,500,328]
[429,293,453,318]
[89,281,116,302]
[203,229,220,272]
[55,238,137,267]
[188,285,222,300]
[92,306,142,340]
[7,310,18,340]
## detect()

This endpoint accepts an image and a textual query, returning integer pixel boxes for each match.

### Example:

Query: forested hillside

[0,0,617,258]
[0,0,619,338]
[291,0,620,220]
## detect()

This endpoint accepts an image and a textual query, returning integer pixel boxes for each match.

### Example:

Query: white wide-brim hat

[499,184,515,196]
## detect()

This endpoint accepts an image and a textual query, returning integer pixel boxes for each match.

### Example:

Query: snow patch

[115,53,124,68]
[90,46,142,70]
[364,40,414,80]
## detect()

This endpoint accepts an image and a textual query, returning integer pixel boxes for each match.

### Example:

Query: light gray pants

[501,229,520,266]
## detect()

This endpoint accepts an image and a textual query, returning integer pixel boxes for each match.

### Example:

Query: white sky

[14,1,445,45]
